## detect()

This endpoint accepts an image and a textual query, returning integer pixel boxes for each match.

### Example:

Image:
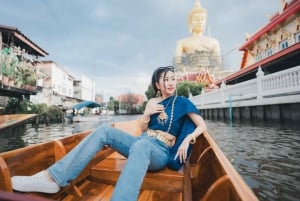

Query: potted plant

[22,67,37,91]
[1,47,18,86]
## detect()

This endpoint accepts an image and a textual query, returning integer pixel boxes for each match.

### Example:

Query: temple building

[217,0,300,85]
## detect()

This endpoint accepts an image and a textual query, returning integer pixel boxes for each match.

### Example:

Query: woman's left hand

[174,134,193,164]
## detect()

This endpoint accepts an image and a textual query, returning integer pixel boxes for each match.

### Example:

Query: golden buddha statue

[175,0,221,88]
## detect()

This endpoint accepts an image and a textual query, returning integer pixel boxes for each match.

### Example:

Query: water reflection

[0,125,27,152]
[0,115,299,201]
[0,115,141,152]
[207,121,300,201]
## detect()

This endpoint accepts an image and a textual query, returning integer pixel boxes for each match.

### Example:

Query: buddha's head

[188,0,207,33]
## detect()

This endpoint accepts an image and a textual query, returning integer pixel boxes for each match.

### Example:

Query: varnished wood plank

[107,152,126,159]
[92,158,184,180]
[58,130,92,153]
[0,156,12,191]
[183,157,192,201]
[112,120,143,136]
[54,140,67,161]
[61,181,113,201]
[201,175,232,201]
[0,114,37,131]
[138,190,153,201]
[151,191,182,201]
[90,157,184,192]
[1,142,57,176]
[192,147,223,200]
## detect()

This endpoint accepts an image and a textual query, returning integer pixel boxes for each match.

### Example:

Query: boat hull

[0,119,258,201]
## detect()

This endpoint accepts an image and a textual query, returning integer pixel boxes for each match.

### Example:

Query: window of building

[266,48,273,57]
[256,53,263,61]
[62,87,66,94]
[295,32,300,43]
[279,39,288,50]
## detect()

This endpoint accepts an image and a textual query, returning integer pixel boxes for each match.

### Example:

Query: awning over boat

[70,101,101,110]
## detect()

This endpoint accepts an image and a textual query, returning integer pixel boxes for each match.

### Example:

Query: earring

[156,89,161,97]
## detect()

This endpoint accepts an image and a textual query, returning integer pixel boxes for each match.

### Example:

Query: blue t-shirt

[148,95,201,170]
[148,95,200,136]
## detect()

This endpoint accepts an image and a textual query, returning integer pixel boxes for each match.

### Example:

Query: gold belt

[146,129,174,147]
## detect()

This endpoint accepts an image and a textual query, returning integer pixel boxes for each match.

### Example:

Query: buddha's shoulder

[178,36,218,43]
[200,36,219,43]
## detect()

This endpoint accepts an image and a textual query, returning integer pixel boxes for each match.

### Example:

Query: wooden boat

[0,119,259,201]
[72,114,113,122]
[0,114,37,131]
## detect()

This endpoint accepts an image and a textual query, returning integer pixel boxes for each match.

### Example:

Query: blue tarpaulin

[70,101,101,110]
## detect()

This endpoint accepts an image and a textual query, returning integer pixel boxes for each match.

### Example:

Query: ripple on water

[206,120,300,201]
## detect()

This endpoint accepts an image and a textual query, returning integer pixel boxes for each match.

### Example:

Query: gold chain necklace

[166,96,176,133]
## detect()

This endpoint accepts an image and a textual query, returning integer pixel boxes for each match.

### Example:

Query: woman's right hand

[144,98,164,116]
[140,99,164,131]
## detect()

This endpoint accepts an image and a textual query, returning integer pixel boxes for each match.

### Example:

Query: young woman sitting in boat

[11,66,207,201]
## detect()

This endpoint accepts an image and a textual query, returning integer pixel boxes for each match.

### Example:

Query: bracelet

[190,135,196,144]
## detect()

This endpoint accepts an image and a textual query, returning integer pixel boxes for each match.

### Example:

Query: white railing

[261,67,300,96]
[190,65,300,109]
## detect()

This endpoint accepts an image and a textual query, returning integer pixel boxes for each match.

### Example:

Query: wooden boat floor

[60,181,182,201]
[60,151,183,201]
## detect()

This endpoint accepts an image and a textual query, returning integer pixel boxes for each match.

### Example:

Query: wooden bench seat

[90,153,185,192]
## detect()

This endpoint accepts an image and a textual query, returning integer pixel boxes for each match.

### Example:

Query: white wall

[80,75,95,101]
[51,63,73,97]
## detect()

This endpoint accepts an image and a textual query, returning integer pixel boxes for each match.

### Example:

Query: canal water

[0,114,299,201]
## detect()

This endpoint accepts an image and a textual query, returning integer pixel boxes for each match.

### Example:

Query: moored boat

[72,114,113,122]
[0,119,258,201]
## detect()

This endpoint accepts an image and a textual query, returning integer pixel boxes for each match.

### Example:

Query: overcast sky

[1,0,281,100]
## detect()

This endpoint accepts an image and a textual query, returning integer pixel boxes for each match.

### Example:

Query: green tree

[107,96,116,111]
[144,81,203,99]
[47,106,64,123]
[32,103,48,115]
[177,81,203,97]
[145,84,155,100]
[5,97,33,114]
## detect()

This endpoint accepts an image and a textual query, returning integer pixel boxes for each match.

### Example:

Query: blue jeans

[48,125,171,201]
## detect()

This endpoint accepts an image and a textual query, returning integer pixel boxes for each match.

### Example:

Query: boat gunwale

[0,119,259,201]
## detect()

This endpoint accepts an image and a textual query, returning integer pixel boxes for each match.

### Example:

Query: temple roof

[239,0,300,51]
[215,0,300,86]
